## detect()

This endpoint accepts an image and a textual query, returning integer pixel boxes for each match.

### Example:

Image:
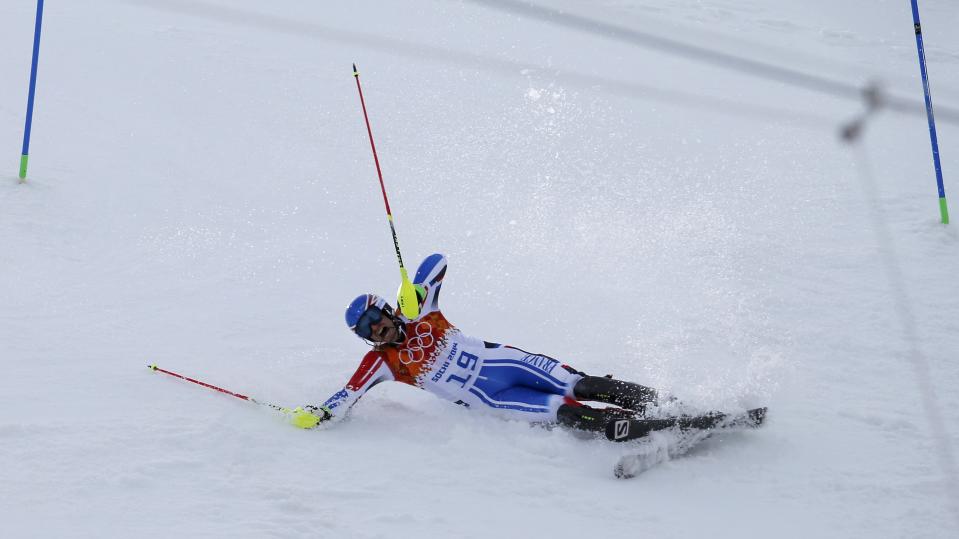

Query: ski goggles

[354,306,384,340]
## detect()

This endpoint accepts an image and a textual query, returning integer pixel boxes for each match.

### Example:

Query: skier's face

[369,314,400,344]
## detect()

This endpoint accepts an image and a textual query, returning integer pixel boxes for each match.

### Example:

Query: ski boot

[572,375,658,414]
[556,402,635,434]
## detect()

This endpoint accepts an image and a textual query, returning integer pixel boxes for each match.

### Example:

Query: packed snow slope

[2,0,958,537]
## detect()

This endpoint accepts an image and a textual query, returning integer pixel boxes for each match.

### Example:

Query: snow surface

[2,0,958,537]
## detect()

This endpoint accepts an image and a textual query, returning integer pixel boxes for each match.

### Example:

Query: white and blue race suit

[320,254,584,423]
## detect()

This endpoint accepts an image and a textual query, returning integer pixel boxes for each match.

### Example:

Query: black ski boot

[573,375,658,413]
[556,403,635,434]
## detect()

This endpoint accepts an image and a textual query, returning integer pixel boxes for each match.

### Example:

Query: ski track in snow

[2,0,958,537]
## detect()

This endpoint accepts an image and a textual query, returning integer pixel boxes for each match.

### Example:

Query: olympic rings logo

[400,321,434,365]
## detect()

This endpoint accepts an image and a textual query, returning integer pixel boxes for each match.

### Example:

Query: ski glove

[291,405,332,429]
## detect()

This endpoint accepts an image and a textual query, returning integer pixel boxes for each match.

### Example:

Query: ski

[605,407,766,442]
[611,407,767,479]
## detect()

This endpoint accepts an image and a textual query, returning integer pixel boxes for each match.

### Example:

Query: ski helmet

[345,293,396,341]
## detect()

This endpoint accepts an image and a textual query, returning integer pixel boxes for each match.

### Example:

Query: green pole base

[940,197,950,225]
[18,154,28,179]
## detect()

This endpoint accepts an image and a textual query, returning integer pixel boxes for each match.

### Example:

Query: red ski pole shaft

[352,63,420,320]
[147,364,288,413]
[353,63,395,223]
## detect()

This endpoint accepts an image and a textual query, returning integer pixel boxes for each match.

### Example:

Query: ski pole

[19,0,44,181]
[352,63,420,320]
[910,0,949,224]
[147,364,321,428]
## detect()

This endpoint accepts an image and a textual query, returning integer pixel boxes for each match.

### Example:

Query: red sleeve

[321,351,396,421]
[347,350,392,391]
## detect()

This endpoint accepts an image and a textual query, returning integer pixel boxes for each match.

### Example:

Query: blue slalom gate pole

[910,0,949,224]
[19,0,45,181]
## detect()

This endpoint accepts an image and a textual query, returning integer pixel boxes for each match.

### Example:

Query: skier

[300,253,664,434]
